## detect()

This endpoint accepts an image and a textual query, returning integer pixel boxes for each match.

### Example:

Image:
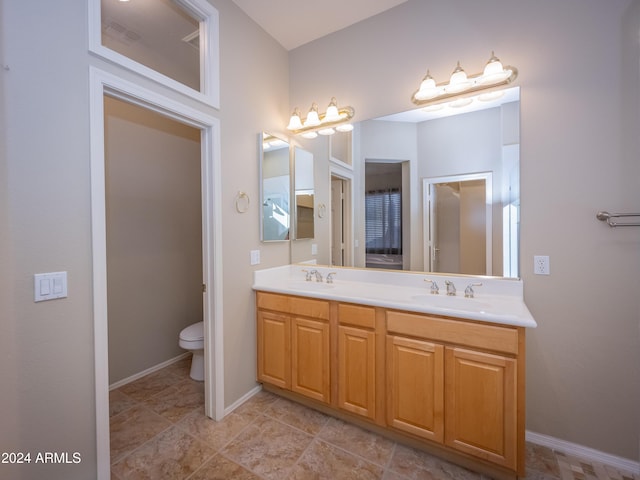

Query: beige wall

[104,97,202,384]
[289,0,640,461]
[1,1,639,479]
[0,0,289,478]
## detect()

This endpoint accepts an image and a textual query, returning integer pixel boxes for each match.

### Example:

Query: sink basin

[288,281,335,291]
[409,294,492,312]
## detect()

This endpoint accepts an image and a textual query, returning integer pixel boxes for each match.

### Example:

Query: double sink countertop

[253,265,537,329]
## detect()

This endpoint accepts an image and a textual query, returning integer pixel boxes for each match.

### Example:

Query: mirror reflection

[354,86,520,278]
[294,147,314,239]
[260,133,290,242]
[424,172,493,276]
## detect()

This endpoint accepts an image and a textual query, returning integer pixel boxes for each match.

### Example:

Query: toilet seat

[179,321,204,350]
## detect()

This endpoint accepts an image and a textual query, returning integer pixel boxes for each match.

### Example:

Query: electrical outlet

[534,255,550,275]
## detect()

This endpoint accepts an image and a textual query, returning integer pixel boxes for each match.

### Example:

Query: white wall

[0,0,289,478]
[289,0,640,461]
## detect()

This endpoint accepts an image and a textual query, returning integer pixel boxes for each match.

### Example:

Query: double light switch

[34,271,68,302]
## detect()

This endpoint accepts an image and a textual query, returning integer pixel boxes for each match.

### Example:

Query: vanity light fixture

[411,52,518,107]
[287,97,355,137]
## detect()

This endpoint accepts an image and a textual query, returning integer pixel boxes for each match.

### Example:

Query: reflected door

[425,173,492,275]
[331,177,345,266]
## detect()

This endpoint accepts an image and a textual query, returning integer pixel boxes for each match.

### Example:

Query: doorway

[329,168,354,267]
[364,161,405,270]
[423,172,493,275]
[90,67,223,480]
[104,96,202,385]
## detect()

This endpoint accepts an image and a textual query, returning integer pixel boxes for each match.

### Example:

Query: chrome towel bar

[596,211,640,227]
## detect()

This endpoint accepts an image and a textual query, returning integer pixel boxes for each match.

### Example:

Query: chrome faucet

[424,279,439,294]
[301,269,313,281]
[326,272,337,284]
[310,269,323,282]
[445,280,457,296]
[464,283,483,298]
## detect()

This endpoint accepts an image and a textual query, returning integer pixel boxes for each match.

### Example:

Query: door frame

[89,67,224,480]
[423,172,493,274]
[329,161,354,267]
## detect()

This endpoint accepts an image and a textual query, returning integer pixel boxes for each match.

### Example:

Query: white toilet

[179,321,204,381]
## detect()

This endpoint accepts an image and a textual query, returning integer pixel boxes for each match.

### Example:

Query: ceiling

[229,0,408,50]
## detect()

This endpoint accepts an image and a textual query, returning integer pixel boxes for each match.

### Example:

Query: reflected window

[89,0,219,106]
[365,189,402,255]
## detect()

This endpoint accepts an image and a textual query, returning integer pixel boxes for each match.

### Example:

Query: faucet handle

[301,269,313,282]
[464,283,483,298]
[309,269,323,282]
[326,272,337,284]
[445,280,457,296]
[424,279,439,294]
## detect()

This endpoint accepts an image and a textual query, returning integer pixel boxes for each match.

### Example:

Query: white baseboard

[224,385,263,416]
[109,352,191,391]
[526,430,640,474]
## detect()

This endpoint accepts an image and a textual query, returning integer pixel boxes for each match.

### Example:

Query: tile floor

[110,357,639,480]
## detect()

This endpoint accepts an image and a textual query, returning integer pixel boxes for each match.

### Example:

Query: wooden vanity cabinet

[337,303,378,421]
[386,334,444,442]
[445,347,517,469]
[257,310,290,389]
[256,292,330,403]
[386,309,522,472]
[256,291,526,478]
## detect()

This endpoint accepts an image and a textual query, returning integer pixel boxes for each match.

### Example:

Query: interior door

[425,173,492,275]
[331,176,345,266]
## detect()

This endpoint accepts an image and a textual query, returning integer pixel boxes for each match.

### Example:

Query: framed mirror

[294,146,314,239]
[260,133,291,242]
[343,86,520,278]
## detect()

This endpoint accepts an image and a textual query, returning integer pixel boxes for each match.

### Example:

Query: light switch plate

[250,249,261,266]
[34,271,68,302]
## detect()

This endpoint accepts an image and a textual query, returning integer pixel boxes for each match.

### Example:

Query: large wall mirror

[294,147,315,239]
[349,86,520,278]
[260,133,291,242]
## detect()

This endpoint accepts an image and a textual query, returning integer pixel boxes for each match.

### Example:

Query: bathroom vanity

[253,265,536,480]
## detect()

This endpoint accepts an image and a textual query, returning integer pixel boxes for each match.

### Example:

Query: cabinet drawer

[338,303,376,329]
[257,292,329,320]
[386,310,519,355]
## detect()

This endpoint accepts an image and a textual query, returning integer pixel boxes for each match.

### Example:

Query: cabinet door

[386,335,444,442]
[257,311,290,389]
[291,317,330,403]
[338,325,376,419]
[445,347,517,469]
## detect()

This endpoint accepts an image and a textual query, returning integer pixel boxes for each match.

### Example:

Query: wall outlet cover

[534,255,550,275]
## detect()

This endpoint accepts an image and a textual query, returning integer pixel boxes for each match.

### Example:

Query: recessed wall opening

[90,67,223,480]
[104,96,203,386]
[365,161,404,270]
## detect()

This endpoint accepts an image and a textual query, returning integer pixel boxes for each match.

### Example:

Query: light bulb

[318,128,335,135]
[446,62,471,93]
[450,97,473,108]
[286,109,303,130]
[336,123,353,132]
[324,97,341,123]
[301,131,318,139]
[479,52,511,84]
[415,71,439,100]
[304,103,321,127]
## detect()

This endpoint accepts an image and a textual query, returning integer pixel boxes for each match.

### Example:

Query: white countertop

[253,265,537,328]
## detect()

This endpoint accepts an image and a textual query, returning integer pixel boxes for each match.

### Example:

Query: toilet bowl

[179,321,204,381]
